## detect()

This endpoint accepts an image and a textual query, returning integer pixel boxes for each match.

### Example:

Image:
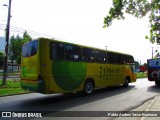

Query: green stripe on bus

[52,61,87,91]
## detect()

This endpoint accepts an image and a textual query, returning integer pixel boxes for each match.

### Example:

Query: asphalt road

[0,78,160,120]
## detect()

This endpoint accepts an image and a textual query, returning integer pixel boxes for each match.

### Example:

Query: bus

[21,38,137,95]
[147,58,160,86]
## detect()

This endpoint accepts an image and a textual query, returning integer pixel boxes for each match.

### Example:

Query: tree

[9,34,22,64]
[18,31,32,63]
[103,0,160,44]
[9,35,17,63]
[9,31,32,65]
[23,31,32,43]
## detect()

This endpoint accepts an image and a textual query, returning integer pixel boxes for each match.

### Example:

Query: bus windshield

[22,40,38,57]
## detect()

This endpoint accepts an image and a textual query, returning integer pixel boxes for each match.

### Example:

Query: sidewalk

[115,95,160,120]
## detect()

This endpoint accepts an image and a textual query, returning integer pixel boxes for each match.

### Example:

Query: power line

[0,24,73,43]
[0,24,55,38]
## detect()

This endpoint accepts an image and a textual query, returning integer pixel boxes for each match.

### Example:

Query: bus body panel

[48,62,136,93]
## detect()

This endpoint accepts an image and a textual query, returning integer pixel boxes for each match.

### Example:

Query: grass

[136,72,147,79]
[0,80,29,97]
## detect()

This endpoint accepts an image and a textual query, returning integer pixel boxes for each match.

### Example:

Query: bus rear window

[22,40,38,57]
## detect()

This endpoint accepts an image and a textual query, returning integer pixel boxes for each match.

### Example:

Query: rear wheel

[155,81,160,86]
[83,80,94,95]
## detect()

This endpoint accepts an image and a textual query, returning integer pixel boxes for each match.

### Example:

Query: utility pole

[2,0,12,85]
[152,47,154,59]
[105,46,108,50]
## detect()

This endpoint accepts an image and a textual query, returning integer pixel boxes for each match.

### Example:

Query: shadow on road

[147,85,160,93]
[18,85,136,111]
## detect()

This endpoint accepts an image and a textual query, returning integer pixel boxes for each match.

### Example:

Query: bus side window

[51,42,64,60]
[123,55,134,64]
[101,52,106,63]
[65,44,81,61]
[96,50,107,63]
[96,50,101,63]
[82,48,88,62]
[82,47,95,62]
[107,52,116,64]
[115,54,124,64]
[89,49,95,62]
[50,43,57,60]
[57,43,64,60]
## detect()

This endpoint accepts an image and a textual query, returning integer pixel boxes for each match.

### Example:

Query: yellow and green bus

[21,38,136,95]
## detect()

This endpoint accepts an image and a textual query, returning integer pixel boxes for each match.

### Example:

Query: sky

[0,0,158,64]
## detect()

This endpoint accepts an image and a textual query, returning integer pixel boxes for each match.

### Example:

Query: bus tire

[155,81,160,86]
[123,77,130,87]
[83,79,94,95]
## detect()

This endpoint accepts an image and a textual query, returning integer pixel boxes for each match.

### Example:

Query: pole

[152,47,153,59]
[2,0,12,85]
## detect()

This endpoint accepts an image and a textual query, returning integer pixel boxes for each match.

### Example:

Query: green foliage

[16,56,21,64]
[136,72,147,79]
[23,31,32,43]
[104,0,160,44]
[9,31,32,64]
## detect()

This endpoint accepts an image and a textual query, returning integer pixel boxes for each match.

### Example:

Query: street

[0,78,160,120]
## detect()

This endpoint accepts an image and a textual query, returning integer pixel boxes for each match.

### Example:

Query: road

[0,78,160,120]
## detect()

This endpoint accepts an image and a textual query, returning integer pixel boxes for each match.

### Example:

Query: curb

[0,92,32,97]
[140,96,158,120]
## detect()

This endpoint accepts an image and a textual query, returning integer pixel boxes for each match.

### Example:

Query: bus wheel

[155,81,160,86]
[123,77,129,87]
[83,80,94,95]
